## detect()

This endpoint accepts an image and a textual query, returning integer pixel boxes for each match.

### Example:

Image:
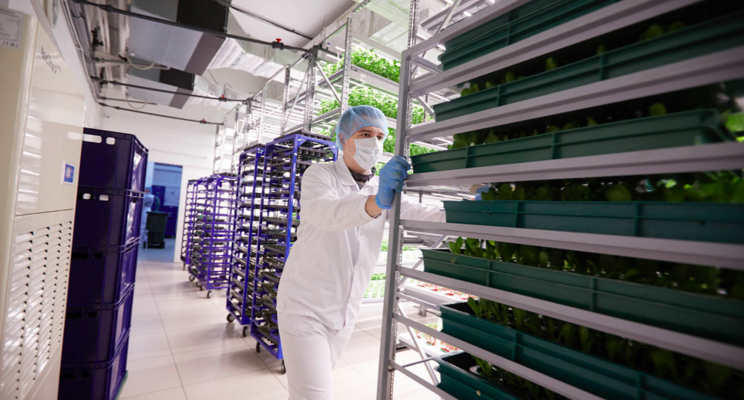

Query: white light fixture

[463,11,472,17]
[437,44,446,51]
[334,46,346,53]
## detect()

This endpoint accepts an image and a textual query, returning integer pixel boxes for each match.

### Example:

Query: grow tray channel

[443,200,744,245]
[433,10,744,121]
[411,109,729,174]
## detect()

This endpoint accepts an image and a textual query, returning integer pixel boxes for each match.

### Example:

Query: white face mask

[351,137,383,170]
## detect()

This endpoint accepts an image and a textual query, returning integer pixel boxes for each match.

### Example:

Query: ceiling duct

[127,64,247,109]
[128,0,229,75]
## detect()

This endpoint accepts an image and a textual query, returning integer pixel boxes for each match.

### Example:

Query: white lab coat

[277,160,444,330]
[276,160,443,400]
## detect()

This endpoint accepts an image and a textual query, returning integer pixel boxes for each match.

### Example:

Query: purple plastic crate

[59,333,129,400]
[74,187,143,246]
[80,128,148,192]
[62,287,134,365]
[68,241,139,306]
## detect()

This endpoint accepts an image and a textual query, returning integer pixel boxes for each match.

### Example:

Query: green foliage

[465,294,742,397]
[322,48,401,83]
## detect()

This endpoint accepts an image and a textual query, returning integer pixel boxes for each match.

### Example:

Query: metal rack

[226,144,266,337]
[249,130,338,373]
[188,175,239,298]
[377,0,744,399]
[181,179,198,265]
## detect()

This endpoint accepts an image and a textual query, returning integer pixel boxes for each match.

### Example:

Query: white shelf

[405,142,744,187]
[402,220,744,270]
[401,283,463,311]
[408,46,744,142]
[400,268,744,371]
[408,0,703,96]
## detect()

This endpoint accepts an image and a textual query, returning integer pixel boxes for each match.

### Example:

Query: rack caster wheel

[199,285,204,291]
[243,326,249,337]
[207,290,213,298]
[256,342,261,353]
[188,275,195,282]
[280,360,286,374]
[227,314,235,323]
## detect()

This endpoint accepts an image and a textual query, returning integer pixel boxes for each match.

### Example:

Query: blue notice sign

[63,163,75,184]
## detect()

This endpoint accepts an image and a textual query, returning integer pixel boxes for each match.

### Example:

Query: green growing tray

[440,0,620,71]
[443,200,744,245]
[411,109,727,173]
[438,352,524,400]
[438,302,719,400]
[423,249,744,347]
[433,10,744,121]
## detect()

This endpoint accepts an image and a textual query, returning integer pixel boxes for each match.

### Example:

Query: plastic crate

[68,241,139,306]
[433,11,744,121]
[80,128,148,192]
[437,352,521,400]
[439,303,718,400]
[423,249,744,346]
[61,287,134,365]
[73,186,143,246]
[412,109,727,173]
[59,333,129,400]
[440,0,620,70]
[443,200,744,244]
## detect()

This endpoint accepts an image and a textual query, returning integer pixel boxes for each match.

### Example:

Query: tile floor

[123,240,441,400]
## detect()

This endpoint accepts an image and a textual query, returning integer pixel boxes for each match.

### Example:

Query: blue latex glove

[475,185,490,201]
[376,156,411,210]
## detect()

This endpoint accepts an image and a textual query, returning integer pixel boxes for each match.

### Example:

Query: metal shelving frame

[278,1,450,153]
[377,0,744,399]
[226,145,266,336]
[249,131,338,370]
[188,175,239,298]
[180,179,198,264]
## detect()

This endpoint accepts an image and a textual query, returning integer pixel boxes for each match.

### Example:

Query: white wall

[101,101,222,262]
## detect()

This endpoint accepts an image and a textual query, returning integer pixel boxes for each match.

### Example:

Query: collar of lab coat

[333,159,379,189]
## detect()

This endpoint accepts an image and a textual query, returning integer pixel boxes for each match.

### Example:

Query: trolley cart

[249,130,338,373]
[188,175,239,298]
[226,145,266,337]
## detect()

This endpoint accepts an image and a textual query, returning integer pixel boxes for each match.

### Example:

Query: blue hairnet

[334,105,389,149]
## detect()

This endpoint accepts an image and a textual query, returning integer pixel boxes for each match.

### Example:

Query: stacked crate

[187,175,239,298]
[226,145,266,337]
[250,130,338,372]
[59,129,147,400]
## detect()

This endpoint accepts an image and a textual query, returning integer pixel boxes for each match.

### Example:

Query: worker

[276,105,444,400]
[141,186,155,246]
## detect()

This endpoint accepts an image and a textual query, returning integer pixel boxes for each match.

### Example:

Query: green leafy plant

[465,296,743,397]
[323,48,401,83]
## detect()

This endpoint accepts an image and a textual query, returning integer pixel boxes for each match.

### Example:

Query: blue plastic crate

[62,287,134,365]
[59,333,129,400]
[68,241,139,306]
[73,187,143,246]
[80,128,148,192]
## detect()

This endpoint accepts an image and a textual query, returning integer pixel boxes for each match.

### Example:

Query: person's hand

[376,156,410,209]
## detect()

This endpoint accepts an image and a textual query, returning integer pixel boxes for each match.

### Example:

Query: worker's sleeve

[299,165,375,231]
[395,193,446,222]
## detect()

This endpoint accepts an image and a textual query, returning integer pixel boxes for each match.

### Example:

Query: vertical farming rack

[188,174,239,298]
[227,144,266,337]
[378,0,744,399]
[181,179,198,267]
[249,130,338,373]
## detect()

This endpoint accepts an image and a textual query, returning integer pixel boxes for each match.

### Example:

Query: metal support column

[376,0,420,398]
[340,17,353,114]
[303,50,318,131]
[259,83,267,143]
[281,67,292,132]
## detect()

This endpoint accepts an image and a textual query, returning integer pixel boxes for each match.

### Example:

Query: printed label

[62,162,75,184]
[0,8,22,50]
